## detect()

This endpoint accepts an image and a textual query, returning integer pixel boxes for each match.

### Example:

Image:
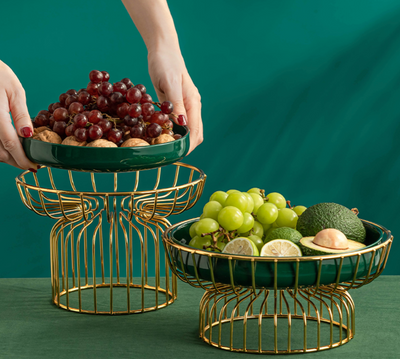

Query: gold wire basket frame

[163,219,393,354]
[16,163,206,314]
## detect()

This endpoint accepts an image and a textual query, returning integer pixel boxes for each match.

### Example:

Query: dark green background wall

[1,0,399,277]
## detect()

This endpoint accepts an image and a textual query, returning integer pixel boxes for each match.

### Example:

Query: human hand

[0,61,37,171]
[148,49,203,154]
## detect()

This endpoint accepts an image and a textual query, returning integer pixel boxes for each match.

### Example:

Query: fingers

[0,103,37,170]
[8,86,33,138]
[184,89,203,155]
[161,75,188,126]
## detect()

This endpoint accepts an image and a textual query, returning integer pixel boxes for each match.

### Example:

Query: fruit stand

[15,163,205,314]
[163,218,393,354]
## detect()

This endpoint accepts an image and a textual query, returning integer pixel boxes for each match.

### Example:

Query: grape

[86,82,99,96]
[202,201,223,221]
[126,87,142,104]
[275,208,298,228]
[124,115,138,127]
[247,188,262,195]
[195,218,219,236]
[237,212,255,233]
[252,221,264,238]
[88,125,103,140]
[242,192,254,213]
[53,121,67,136]
[65,124,76,137]
[48,103,55,113]
[173,134,182,140]
[215,238,226,252]
[89,70,104,83]
[266,192,286,209]
[113,82,127,95]
[88,110,102,124]
[134,84,146,94]
[101,71,110,81]
[128,103,142,118]
[97,96,110,112]
[163,119,173,129]
[150,111,164,124]
[98,119,112,133]
[227,189,241,194]
[107,128,123,143]
[77,90,91,105]
[98,82,113,97]
[130,125,145,138]
[293,206,307,216]
[189,222,198,238]
[256,203,278,224]
[189,235,211,250]
[224,192,248,213]
[38,110,51,119]
[74,128,88,142]
[116,102,130,118]
[53,108,69,122]
[140,94,152,104]
[146,123,162,138]
[248,235,264,251]
[65,95,78,107]
[160,101,173,114]
[121,78,133,89]
[66,89,77,96]
[209,191,228,206]
[68,102,84,115]
[250,193,264,215]
[262,222,272,232]
[59,93,69,106]
[161,129,174,136]
[73,114,88,128]
[49,116,55,129]
[109,92,124,105]
[142,102,155,117]
[217,206,244,231]
[52,102,62,112]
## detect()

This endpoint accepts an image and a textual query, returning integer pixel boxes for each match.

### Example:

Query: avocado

[264,227,303,244]
[299,236,366,256]
[296,203,366,243]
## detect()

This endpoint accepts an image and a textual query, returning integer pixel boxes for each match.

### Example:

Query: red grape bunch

[32,70,183,147]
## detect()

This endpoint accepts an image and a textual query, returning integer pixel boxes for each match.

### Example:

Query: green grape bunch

[188,188,307,253]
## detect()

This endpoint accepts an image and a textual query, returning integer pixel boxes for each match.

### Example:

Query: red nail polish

[37,165,41,169]
[21,127,33,138]
[29,168,37,173]
[177,115,187,126]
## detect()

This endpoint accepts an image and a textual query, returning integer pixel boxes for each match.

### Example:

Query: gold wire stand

[163,220,393,353]
[16,163,206,314]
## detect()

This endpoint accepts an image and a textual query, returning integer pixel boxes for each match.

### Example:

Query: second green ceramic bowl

[22,123,189,172]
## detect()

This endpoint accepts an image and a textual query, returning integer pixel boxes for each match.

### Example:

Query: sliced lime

[222,237,259,256]
[260,239,302,257]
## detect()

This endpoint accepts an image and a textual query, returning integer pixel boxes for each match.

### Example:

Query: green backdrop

[0,0,399,277]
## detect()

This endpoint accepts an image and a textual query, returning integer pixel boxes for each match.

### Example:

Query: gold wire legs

[199,286,355,354]
[50,213,177,314]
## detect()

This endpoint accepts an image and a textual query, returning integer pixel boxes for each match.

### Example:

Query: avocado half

[296,202,366,243]
[299,236,366,256]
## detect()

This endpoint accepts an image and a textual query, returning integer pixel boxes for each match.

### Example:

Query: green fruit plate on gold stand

[21,124,189,172]
[162,219,393,354]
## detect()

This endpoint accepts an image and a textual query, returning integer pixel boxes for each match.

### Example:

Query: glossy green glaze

[22,124,189,172]
[166,219,391,289]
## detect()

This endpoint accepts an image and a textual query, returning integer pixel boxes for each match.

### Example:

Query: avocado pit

[313,228,349,250]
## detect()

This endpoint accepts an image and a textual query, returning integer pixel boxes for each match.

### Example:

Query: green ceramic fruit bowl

[21,124,189,172]
[163,218,392,290]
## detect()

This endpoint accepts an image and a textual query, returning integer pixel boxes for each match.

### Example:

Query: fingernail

[177,115,187,126]
[37,165,41,170]
[29,168,37,173]
[21,126,33,138]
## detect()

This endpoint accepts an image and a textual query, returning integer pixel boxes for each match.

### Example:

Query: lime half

[260,239,302,257]
[222,237,259,256]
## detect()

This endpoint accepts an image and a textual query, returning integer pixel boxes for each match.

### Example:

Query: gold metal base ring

[199,286,355,354]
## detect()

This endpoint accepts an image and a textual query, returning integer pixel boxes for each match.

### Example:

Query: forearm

[122,0,181,54]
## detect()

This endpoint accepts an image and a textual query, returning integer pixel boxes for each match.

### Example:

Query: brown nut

[86,139,118,148]
[62,136,87,147]
[152,134,175,145]
[37,130,62,144]
[120,138,149,147]
[33,126,49,135]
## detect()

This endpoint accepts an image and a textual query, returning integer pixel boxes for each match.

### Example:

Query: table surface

[0,276,399,359]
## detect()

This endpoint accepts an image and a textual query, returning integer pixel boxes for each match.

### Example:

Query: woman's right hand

[0,61,37,171]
